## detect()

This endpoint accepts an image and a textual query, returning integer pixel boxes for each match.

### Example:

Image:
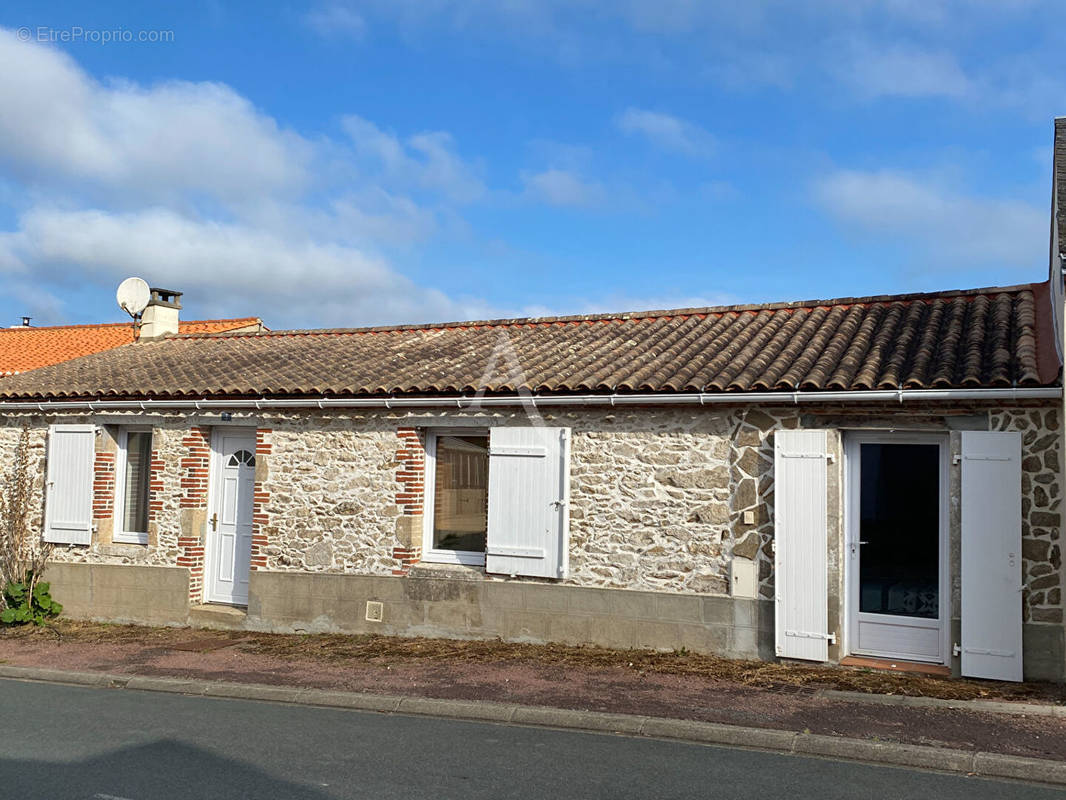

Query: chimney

[139,287,182,340]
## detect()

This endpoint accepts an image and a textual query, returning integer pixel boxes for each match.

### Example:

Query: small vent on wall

[365,600,384,623]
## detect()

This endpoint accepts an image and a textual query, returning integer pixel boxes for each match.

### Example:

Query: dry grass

[6,619,1063,704]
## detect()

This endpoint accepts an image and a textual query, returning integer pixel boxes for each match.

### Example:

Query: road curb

[818,688,1066,718]
[1,664,1063,786]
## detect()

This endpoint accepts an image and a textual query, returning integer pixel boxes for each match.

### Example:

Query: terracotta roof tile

[0,285,1057,401]
[0,318,263,375]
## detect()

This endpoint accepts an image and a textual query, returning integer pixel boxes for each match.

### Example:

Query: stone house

[2,126,1066,684]
[0,275,1062,682]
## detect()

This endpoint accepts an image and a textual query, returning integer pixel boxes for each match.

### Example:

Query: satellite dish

[116,277,151,317]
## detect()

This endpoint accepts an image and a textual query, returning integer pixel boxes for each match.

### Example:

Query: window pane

[122,431,152,534]
[433,435,488,553]
[859,443,940,618]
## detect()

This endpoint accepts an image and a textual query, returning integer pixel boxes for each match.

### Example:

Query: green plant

[1,572,61,625]
[0,427,57,626]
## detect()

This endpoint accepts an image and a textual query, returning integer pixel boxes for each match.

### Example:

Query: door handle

[210,513,218,531]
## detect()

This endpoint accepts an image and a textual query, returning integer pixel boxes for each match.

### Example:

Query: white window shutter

[774,429,830,661]
[486,427,570,579]
[960,430,1023,682]
[43,424,96,545]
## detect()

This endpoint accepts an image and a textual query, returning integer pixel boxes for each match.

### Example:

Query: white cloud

[616,108,715,158]
[304,3,367,39]
[0,29,310,204]
[0,29,500,328]
[813,168,1045,268]
[0,207,487,326]
[520,169,605,207]
[349,1,1065,115]
[342,115,486,204]
[835,42,972,99]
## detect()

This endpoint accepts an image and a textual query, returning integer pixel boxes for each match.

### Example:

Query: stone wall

[992,407,1064,625]
[260,417,399,575]
[0,403,1060,616]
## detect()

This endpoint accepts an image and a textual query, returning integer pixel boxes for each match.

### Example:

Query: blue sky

[0,1,1061,329]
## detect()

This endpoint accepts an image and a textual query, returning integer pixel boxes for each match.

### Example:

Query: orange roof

[0,318,263,375]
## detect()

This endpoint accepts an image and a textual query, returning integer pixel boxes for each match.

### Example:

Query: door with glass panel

[206,430,257,605]
[846,434,948,663]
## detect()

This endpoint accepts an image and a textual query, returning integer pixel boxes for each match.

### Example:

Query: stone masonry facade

[0,403,1058,629]
[992,408,1063,625]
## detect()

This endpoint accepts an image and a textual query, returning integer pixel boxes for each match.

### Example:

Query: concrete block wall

[44,563,189,626]
[246,571,775,659]
[39,562,1064,680]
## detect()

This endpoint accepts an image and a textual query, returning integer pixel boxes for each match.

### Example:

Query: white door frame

[844,432,950,664]
[203,427,257,605]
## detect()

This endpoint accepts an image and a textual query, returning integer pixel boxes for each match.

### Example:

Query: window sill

[408,563,486,581]
[95,543,152,558]
[112,534,148,546]
[422,550,485,568]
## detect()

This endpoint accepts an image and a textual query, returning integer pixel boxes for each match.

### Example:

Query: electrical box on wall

[365,600,384,622]
[731,558,758,599]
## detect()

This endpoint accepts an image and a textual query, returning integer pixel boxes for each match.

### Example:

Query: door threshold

[188,603,249,631]
[194,602,248,613]
[840,655,950,677]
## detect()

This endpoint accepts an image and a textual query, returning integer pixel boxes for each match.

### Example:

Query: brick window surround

[148,441,164,523]
[91,450,115,523]
[177,426,210,601]
[250,428,272,571]
[393,427,425,575]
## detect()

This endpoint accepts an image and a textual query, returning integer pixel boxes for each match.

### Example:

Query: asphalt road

[0,679,1060,800]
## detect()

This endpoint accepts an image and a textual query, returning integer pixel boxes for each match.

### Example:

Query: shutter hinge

[952,454,961,465]
[952,642,961,657]
[785,629,836,643]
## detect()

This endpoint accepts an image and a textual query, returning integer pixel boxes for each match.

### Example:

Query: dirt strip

[2,622,1064,762]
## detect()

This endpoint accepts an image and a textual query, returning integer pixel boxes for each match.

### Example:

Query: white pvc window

[113,427,153,544]
[423,430,489,566]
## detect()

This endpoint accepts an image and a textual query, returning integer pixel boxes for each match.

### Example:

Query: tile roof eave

[0,283,1056,400]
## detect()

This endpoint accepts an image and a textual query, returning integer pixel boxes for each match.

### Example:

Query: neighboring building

[0,289,264,376]
[1,127,1065,683]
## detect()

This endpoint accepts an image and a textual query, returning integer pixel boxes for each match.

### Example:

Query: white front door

[206,430,257,605]
[846,434,949,664]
